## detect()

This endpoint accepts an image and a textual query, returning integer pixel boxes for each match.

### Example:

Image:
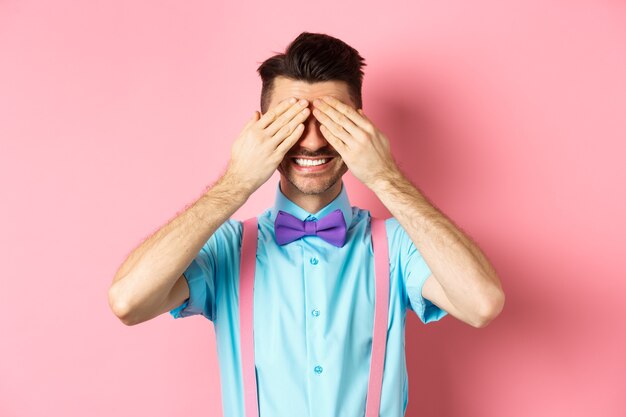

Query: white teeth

[294,158,328,167]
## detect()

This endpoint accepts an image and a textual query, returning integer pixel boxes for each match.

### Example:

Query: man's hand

[311,96,400,189]
[225,97,311,193]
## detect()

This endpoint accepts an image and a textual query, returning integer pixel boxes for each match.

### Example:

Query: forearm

[108,96,310,322]
[306,95,503,322]
[370,169,503,319]
[108,173,252,319]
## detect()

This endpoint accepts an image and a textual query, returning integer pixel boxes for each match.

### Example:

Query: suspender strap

[239,216,389,417]
[365,217,390,417]
[240,217,259,417]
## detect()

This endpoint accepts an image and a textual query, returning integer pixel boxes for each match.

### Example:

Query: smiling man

[109,32,505,417]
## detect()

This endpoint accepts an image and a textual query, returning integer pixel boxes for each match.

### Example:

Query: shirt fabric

[170,180,448,417]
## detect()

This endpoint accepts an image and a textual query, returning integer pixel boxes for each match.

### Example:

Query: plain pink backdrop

[1,0,625,416]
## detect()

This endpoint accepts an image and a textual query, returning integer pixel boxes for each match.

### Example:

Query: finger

[275,123,305,156]
[321,96,372,132]
[271,106,310,143]
[357,108,370,121]
[257,97,298,129]
[312,106,353,143]
[313,98,360,138]
[248,111,260,125]
[320,124,348,155]
[265,98,309,137]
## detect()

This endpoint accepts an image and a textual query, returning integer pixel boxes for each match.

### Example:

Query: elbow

[111,301,137,326]
[108,284,138,326]
[471,286,505,328]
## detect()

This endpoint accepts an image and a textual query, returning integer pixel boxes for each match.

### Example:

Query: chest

[250,236,379,374]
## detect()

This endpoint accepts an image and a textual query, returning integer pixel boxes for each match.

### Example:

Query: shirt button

[310,257,319,265]
[312,309,320,317]
[314,365,323,374]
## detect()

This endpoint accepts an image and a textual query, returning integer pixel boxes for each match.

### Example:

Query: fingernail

[298,99,308,106]
[289,97,297,104]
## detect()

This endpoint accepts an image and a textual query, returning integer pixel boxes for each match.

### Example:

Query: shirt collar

[269,180,353,228]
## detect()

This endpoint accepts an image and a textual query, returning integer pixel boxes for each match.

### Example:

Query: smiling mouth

[291,157,334,167]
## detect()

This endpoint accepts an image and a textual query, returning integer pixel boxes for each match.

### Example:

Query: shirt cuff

[169,259,210,319]
[413,272,448,324]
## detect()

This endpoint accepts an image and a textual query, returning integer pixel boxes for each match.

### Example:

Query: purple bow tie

[274,209,347,247]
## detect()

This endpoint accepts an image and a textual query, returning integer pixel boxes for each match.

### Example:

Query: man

[109,32,504,417]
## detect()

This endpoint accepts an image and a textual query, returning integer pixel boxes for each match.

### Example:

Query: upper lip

[291,156,334,159]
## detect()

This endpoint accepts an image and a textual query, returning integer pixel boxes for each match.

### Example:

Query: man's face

[265,76,354,196]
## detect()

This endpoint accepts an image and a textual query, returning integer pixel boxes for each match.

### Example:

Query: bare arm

[370,172,504,328]
[108,175,252,326]
[310,95,505,328]
[108,96,311,326]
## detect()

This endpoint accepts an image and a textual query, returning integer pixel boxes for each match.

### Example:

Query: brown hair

[257,32,366,113]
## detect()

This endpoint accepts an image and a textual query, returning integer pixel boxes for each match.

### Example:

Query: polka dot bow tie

[274,209,347,247]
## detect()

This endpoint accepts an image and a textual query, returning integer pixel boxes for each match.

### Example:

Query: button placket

[305,248,325,380]
[309,254,321,317]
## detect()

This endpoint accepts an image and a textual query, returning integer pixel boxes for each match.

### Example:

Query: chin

[288,177,339,195]
[279,161,348,196]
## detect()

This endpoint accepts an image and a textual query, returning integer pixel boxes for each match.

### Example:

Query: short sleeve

[386,218,448,324]
[169,218,242,321]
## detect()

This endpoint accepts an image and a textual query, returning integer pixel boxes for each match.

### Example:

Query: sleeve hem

[168,260,208,319]
[416,274,449,324]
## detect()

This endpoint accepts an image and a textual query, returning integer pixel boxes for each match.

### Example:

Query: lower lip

[291,158,334,172]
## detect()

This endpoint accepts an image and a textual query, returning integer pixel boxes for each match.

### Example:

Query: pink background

[1,0,625,416]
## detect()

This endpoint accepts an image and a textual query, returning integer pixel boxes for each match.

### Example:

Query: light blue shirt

[170,180,448,417]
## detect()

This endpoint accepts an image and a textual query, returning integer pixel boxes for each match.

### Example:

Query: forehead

[269,75,354,107]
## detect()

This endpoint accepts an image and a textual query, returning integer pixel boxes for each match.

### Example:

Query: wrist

[368,167,404,194]
[215,172,256,202]
[223,159,268,195]
[192,176,249,225]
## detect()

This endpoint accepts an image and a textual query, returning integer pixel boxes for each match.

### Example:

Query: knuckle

[278,114,291,125]
[279,101,292,113]
[289,107,302,118]
[280,124,293,135]
[293,123,304,135]
[276,116,288,129]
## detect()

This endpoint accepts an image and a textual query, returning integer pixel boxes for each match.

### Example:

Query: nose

[294,107,330,153]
